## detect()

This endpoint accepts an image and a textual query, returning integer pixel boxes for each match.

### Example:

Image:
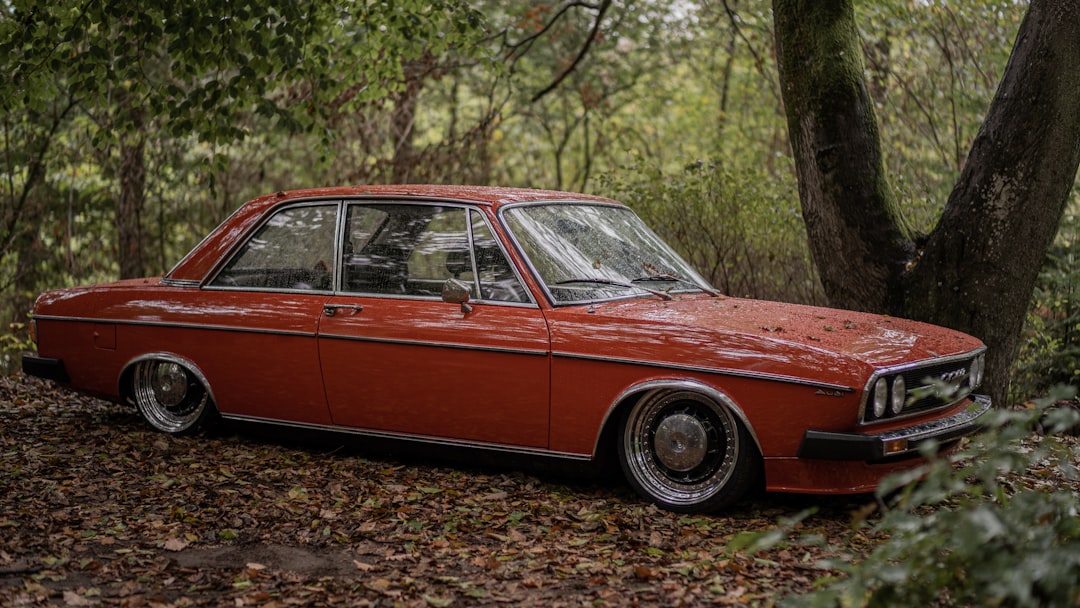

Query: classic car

[22,185,991,513]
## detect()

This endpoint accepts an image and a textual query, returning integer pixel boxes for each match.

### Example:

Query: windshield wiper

[554,277,674,301]
[632,273,723,297]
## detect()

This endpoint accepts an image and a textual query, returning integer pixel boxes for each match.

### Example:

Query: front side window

[470,211,529,303]
[212,204,337,291]
[341,203,529,303]
[503,203,712,304]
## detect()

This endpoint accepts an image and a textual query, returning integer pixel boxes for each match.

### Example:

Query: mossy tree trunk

[773,0,1080,405]
[116,96,147,280]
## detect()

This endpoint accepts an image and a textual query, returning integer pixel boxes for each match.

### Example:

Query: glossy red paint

[25,185,992,512]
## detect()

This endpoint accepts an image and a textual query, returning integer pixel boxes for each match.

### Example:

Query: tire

[132,358,216,435]
[617,389,759,513]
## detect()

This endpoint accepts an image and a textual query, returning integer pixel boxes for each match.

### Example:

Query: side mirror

[441,278,473,313]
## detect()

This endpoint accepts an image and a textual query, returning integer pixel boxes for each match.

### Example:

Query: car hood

[546,294,984,389]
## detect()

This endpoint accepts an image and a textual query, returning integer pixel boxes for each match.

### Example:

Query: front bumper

[21,355,70,383]
[797,394,992,461]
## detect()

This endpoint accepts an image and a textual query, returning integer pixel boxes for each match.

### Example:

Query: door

[200,201,339,424]
[318,203,551,448]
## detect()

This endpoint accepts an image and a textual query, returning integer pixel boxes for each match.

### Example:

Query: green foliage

[1012,212,1080,401]
[856,0,1023,233]
[0,321,34,372]
[0,0,492,367]
[782,386,1080,608]
[1,0,488,144]
[600,159,823,304]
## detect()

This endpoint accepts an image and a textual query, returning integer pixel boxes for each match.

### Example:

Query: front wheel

[132,358,216,435]
[617,390,759,513]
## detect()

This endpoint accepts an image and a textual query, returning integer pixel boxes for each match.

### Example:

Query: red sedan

[22,185,990,513]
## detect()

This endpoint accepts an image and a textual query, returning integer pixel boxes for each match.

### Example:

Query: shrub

[1012,213,1080,402]
[783,386,1080,607]
[599,160,824,305]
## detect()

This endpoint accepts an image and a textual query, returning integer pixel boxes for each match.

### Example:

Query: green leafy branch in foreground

[750,386,1080,607]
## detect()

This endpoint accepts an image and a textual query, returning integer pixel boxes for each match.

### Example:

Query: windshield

[502,203,714,304]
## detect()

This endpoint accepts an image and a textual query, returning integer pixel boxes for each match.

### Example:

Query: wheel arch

[592,379,762,460]
[118,352,218,407]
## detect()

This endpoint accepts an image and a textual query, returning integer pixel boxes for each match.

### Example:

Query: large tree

[773,0,1080,404]
[1,0,486,333]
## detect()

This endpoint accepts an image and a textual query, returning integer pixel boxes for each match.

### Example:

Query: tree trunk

[773,0,914,315]
[773,0,1080,405]
[904,1,1080,404]
[391,60,427,184]
[117,101,147,279]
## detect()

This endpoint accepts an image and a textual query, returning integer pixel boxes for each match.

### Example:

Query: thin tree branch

[494,1,603,63]
[531,0,612,103]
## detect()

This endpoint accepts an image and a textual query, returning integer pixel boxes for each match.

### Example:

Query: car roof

[165,185,621,283]
[269,185,618,209]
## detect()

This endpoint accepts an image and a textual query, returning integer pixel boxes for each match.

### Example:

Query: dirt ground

[3,373,1066,607]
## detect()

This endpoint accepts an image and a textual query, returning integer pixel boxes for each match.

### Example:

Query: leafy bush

[0,320,34,375]
[1012,213,1080,402]
[782,386,1080,607]
[599,160,824,305]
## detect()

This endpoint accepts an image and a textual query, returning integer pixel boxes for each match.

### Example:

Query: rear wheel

[618,390,759,513]
[132,359,216,435]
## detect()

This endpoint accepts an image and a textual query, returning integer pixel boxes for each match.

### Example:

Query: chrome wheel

[133,358,212,434]
[618,390,757,512]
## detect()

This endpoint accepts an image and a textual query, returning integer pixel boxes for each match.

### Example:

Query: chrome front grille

[861,348,985,424]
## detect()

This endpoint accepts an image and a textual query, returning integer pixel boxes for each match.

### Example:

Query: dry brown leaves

[5,373,1066,607]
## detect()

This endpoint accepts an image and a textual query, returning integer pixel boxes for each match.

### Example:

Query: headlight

[871,378,888,418]
[970,354,985,389]
[889,375,906,415]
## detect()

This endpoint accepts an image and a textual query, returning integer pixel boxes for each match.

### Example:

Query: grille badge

[938,368,969,384]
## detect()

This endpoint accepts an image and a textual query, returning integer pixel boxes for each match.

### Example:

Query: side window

[341,204,469,296]
[469,211,529,303]
[338,203,529,303]
[407,208,470,292]
[212,204,337,291]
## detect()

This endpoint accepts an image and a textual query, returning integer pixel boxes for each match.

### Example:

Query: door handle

[324,304,363,317]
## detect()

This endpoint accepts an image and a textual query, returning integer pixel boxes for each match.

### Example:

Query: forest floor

[1,373,1076,607]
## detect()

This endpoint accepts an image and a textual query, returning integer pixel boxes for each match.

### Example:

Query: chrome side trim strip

[219,414,591,461]
[553,351,854,392]
[33,315,549,355]
[33,315,315,338]
[318,333,550,356]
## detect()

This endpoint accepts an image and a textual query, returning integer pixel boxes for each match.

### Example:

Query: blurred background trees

[2,0,1077,402]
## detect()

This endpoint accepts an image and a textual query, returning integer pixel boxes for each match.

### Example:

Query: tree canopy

[2,0,1078,401]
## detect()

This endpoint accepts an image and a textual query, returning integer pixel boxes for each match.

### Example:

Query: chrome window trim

[205,200,343,292]
[553,351,854,393]
[201,284,336,295]
[857,345,988,424]
[335,201,539,307]
[172,194,497,285]
[220,413,591,461]
[160,278,201,288]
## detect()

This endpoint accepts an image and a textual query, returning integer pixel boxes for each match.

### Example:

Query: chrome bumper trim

[798,394,992,461]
